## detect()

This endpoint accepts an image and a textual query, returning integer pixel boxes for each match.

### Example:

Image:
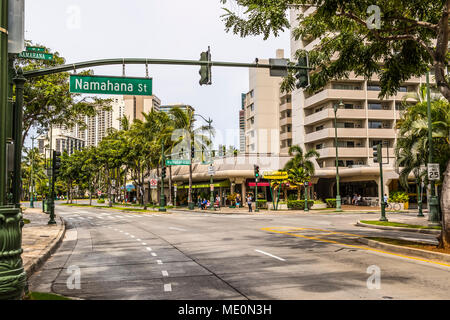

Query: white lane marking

[125,233,129,235]
[136,239,141,241]
[255,249,286,262]
[169,227,186,232]
[157,260,163,265]
[78,217,85,220]
[97,217,104,220]
[164,284,172,292]
[130,235,135,238]
[151,252,157,257]
[161,270,169,277]
[119,231,124,233]
[146,247,152,252]
[142,243,147,245]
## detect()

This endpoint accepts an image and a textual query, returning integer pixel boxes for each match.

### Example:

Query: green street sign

[26,46,45,53]
[166,159,191,166]
[18,51,53,61]
[70,75,152,96]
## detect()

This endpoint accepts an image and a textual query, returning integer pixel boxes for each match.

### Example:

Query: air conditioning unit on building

[356,124,362,128]
[382,105,390,110]
[383,123,390,128]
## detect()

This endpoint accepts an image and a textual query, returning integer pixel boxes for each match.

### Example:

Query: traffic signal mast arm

[23,57,313,79]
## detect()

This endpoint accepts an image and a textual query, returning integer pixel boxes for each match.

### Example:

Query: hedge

[325,198,336,208]
[256,199,267,209]
[97,199,105,204]
[287,200,314,210]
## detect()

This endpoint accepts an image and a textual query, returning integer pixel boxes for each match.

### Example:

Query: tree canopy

[220,0,450,100]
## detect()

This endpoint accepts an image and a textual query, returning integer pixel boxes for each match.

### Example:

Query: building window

[315,125,324,131]
[399,86,407,92]
[315,143,323,149]
[332,83,362,90]
[367,84,381,91]
[369,121,383,129]
[368,103,382,110]
[248,90,254,98]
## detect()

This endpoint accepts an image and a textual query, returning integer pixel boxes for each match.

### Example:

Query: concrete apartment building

[244,49,288,155]
[289,6,426,202]
[123,95,161,122]
[159,104,194,114]
[239,93,246,153]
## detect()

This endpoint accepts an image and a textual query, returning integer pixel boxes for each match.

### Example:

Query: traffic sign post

[150,179,158,189]
[428,163,440,181]
[70,75,152,96]
[166,159,191,166]
[209,165,215,211]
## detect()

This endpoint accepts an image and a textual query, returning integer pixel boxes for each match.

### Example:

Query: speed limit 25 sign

[428,163,440,180]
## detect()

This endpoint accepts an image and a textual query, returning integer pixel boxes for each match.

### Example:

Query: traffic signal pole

[0,0,27,300]
[159,142,166,212]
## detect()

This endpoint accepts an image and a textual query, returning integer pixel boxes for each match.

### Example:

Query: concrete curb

[357,237,450,264]
[356,221,441,235]
[23,215,66,278]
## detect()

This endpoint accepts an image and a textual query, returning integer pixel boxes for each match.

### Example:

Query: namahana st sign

[70,75,153,96]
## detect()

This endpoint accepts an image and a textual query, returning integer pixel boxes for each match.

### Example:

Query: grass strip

[361,220,441,230]
[24,292,72,300]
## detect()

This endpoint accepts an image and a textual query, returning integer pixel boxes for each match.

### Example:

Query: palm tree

[288,167,309,200]
[283,145,320,176]
[169,107,212,206]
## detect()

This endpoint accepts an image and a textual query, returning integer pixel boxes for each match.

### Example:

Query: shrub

[389,191,409,203]
[325,198,336,208]
[256,199,267,209]
[165,205,174,209]
[287,200,314,210]
[97,199,105,204]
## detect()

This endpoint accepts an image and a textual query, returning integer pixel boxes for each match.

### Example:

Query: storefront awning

[177,180,230,189]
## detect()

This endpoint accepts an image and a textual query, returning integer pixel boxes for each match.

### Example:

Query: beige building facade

[123,95,161,122]
[289,6,427,202]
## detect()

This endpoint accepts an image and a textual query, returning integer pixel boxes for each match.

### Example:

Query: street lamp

[30,136,37,208]
[194,114,215,211]
[333,100,343,212]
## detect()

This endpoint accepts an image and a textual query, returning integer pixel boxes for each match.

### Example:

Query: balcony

[305,108,367,125]
[367,128,395,138]
[279,101,292,112]
[280,131,293,141]
[279,117,292,127]
[367,109,395,119]
[305,89,366,108]
[317,147,368,158]
[305,128,367,143]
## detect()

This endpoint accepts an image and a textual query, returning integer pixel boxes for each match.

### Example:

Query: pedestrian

[236,194,241,207]
[384,193,388,206]
[247,194,253,212]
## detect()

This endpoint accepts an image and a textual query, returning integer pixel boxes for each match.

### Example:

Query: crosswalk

[61,211,158,226]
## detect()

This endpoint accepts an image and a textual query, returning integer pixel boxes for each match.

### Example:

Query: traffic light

[161,166,166,179]
[373,144,382,163]
[53,151,61,177]
[295,55,309,89]
[191,146,195,159]
[199,47,212,85]
[254,165,260,178]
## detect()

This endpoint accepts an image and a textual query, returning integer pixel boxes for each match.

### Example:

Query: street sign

[166,159,191,166]
[26,46,45,53]
[210,184,214,191]
[150,179,158,189]
[428,163,440,180]
[208,165,215,176]
[70,75,152,96]
[18,50,53,61]
[263,171,288,180]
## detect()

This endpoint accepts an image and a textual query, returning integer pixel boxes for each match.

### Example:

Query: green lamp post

[333,100,343,212]
[304,181,309,212]
[159,142,166,212]
[426,72,440,225]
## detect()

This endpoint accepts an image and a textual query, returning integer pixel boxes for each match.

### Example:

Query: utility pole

[426,71,440,225]
[0,0,27,300]
[30,136,36,208]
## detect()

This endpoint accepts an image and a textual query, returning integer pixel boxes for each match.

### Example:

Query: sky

[23,0,290,148]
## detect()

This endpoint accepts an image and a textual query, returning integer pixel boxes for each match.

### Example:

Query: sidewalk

[21,207,66,277]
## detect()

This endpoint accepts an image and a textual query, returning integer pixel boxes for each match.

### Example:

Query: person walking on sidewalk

[247,194,253,212]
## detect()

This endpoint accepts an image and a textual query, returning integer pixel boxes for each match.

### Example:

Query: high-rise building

[112,96,125,130]
[239,93,246,153]
[123,95,161,122]
[289,6,425,200]
[244,49,286,155]
[159,104,194,114]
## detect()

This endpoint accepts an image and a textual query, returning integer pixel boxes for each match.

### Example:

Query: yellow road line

[262,227,450,268]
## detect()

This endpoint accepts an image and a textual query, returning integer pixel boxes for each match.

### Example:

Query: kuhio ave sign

[70,75,153,96]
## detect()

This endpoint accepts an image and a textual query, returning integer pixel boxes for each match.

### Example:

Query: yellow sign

[263,171,288,180]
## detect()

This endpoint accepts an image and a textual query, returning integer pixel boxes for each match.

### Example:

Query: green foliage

[389,191,409,203]
[256,199,267,208]
[220,1,450,101]
[97,199,105,204]
[20,41,111,145]
[325,198,337,208]
[287,200,314,210]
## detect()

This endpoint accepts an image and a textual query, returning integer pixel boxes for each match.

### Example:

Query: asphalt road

[28,204,450,300]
